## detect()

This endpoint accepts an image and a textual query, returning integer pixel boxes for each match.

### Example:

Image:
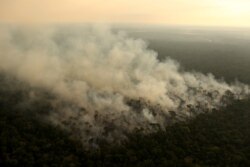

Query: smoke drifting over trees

[0,25,249,144]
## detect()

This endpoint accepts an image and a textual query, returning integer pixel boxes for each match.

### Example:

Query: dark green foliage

[86,98,250,167]
[0,73,250,167]
[0,74,87,167]
[0,110,86,167]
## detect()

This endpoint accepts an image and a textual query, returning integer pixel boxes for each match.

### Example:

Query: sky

[1,0,250,27]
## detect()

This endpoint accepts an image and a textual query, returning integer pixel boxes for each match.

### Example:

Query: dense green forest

[0,73,250,167]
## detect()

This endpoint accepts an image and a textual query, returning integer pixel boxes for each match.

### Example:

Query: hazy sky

[1,0,250,27]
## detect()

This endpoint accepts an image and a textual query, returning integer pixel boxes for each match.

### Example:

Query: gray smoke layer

[0,25,249,144]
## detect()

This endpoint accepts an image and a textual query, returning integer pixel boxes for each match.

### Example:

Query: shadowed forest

[0,72,250,167]
[1,26,250,167]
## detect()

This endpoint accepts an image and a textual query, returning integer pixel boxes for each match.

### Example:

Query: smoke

[0,25,249,144]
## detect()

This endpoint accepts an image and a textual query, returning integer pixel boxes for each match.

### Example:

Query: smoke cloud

[0,25,249,144]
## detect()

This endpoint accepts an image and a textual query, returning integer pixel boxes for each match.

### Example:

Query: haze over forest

[1,1,250,167]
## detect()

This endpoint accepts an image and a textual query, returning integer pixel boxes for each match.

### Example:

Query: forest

[0,72,250,167]
[1,0,250,166]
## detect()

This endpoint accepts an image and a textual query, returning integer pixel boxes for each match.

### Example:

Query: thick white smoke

[0,25,249,144]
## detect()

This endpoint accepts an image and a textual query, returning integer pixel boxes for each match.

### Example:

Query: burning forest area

[0,25,249,146]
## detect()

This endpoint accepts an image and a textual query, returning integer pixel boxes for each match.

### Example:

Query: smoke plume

[0,25,249,144]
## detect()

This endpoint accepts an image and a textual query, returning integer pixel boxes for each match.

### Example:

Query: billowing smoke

[0,25,249,144]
